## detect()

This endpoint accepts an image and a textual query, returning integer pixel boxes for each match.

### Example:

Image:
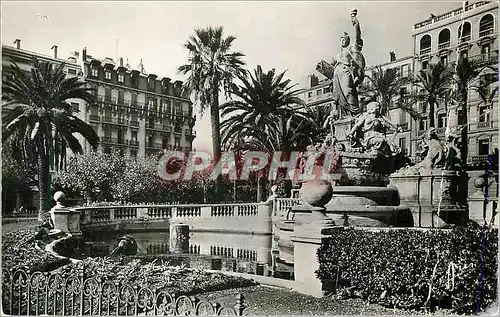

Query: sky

[1,1,462,153]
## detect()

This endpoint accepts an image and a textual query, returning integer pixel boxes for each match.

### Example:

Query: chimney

[390,51,396,62]
[51,45,58,59]
[310,74,319,87]
[14,39,21,49]
[82,47,87,62]
[119,57,123,67]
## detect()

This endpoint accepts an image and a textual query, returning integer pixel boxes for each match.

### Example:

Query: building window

[437,113,447,128]
[481,43,491,58]
[118,90,124,104]
[91,68,98,77]
[174,137,181,149]
[70,102,79,112]
[104,88,112,102]
[105,71,112,80]
[460,49,468,60]
[323,87,331,94]
[316,89,322,96]
[148,79,155,90]
[458,22,471,42]
[118,73,124,83]
[419,119,427,131]
[422,61,429,70]
[174,103,182,116]
[419,34,431,55]
[399,138,406,152]
[148,134,155,148]
[440,55,448,65]
[68,69,77,75]
[162,135,170,148]
[479,105,491,122]
[308,92,313,98]
[479,139,490,156]
[479,14,494,38]
[438,29,451,49]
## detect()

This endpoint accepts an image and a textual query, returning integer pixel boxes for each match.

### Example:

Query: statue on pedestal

[317,8,366,135]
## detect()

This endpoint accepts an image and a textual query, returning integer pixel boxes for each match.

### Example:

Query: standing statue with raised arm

[317,9,366,136]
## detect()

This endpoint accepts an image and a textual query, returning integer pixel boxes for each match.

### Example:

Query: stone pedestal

[291,204,340,297]
[389,169,468,227]
[169,223,190,254]
[50,206,82,236]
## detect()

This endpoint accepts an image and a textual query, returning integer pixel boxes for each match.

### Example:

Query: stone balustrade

[273,198,302,218]
[74,202,272,234]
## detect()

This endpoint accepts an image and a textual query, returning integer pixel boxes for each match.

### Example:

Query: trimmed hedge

[316,223,498,314]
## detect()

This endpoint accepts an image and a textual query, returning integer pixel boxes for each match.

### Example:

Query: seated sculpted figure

[347,101,401,157]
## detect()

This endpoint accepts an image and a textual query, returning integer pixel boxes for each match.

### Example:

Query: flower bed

[52,257,257,296]
[316,223,498,314]
[1,229,70,273]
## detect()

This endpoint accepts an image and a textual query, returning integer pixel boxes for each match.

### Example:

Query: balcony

[89,114,100,122]
[436,127,446,135]
[419,47,431,55]
[146,143,163,149]
[469,51,498,65]
[479,28,494,38]
[477,121,493,130]
[438,41,450,50]
[101,136,126,145]
[459,35,471,43]
[414,1,491,30]
[468,155,490,167]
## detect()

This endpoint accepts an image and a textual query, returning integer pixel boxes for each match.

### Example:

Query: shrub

[316,223,498,314]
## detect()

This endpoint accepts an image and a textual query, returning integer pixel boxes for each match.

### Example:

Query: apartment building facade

[412,0,498,168]
[2,42,196,158]
[79,48,195,158]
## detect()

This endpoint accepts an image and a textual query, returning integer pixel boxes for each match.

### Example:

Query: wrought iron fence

[2,269,246,316]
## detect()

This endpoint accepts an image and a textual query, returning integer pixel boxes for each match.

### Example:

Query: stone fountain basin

[325,186,400,207]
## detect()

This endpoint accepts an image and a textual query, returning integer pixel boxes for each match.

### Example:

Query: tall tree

[220,65,306,153]
[178,26,245,193]
[411,62,453,128]
[452,56,497,163]
[220,65,307,197]
[361,66,411,116]
[2,60,98,222]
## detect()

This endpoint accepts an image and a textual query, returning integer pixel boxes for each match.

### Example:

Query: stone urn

[301,179,333,207]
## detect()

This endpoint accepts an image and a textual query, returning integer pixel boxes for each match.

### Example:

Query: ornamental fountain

[272,9,468,297]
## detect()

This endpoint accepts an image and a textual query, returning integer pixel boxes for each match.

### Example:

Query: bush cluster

[316,223,498,314]
[53,152,260,205]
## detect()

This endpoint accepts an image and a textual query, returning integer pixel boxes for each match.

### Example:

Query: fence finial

[235,293,245,316]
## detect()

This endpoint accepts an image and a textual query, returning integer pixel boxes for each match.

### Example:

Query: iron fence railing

[2,269,246,316]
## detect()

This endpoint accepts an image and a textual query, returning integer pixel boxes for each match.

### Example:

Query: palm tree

[2,60,99,222]
[178,26,245,192]
[452,57,497,163]
[411,62,453,128]
[220,65,306,197]
[361,66,411,116]
[220,65,306,153]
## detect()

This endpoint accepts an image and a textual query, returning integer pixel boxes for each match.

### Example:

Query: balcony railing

[129,140,139,147]
[420,47,431,55]
[468,155,490,166]
[459,35,471,43]
[438,41,450,50]
[414,1,490,30]
[479,28,494,38]
[89,114,100,122]
[436,127,446,134]
[146,143,163,149]
[130,120,139,127]
[477,121,493,129]
[469,51,499,65]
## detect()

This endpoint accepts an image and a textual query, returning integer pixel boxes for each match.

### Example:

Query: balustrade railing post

[171,207,178,220]
[200,206,211,218]
[137,207,148,219]
[109,209,115,221]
